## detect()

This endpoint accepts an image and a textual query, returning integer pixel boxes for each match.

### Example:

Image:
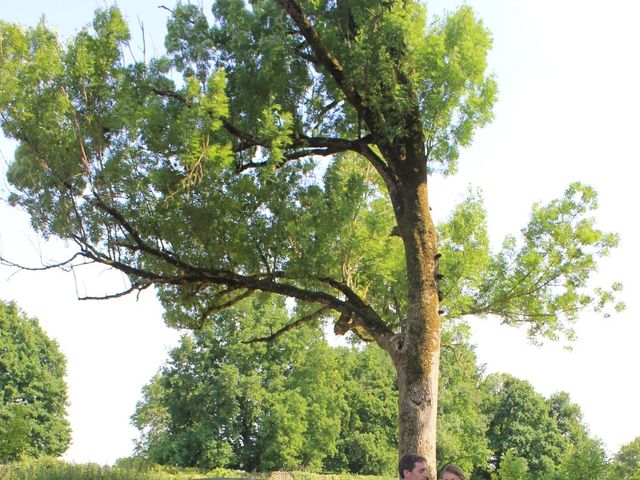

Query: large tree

[0,2,621,473]
[0,300,71,461]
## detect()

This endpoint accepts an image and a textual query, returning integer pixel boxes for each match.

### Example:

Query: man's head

[398,453,429,480]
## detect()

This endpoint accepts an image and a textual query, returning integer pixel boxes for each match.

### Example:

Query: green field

[0,458,394,480]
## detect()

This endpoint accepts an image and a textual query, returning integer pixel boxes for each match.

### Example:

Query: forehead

[412,461,427,471]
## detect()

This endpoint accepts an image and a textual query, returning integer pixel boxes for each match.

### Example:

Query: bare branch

[151,87,376,168]
[317,98,342,118]
[78,282,152,301]
[233,134,382,172]
[235,145,350,172]
[151,86,187,103]
[151,84,398,193]
[242,305,331,343]
[89,192,203,275]
[354,143,397,188]
[0,253,85,273]
[196,289,255,329]
[74,241,354,319]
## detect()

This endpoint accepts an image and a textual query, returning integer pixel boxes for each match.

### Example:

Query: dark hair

[399,453,427,480]
[442,464,466,480]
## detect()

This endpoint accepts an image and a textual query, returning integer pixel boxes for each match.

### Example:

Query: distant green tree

[546,392,587,444]
[436,326,490,474]
[0,300,71,461]
[496,449,529,480]
[545,391,609,480]
[133,295,345,471]
[482,375,564,477]
[611,437,640,479]
[324,345,398,475]
[553,436,609,480]
[0,403,31,461]
[134,298,489,475]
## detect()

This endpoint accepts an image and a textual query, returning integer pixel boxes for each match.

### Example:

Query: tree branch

[195,289,255,329]
[0,253,85,273]
[354,143,398,189]
[319,277,395,346]
[152,87,380,169]
[73,234,365,325]
[233,133,388,173]
[77,282,152,301]
[242,305,331,343]
[273,0,381,135]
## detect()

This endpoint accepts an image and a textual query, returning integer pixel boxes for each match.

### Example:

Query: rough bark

[385,141,441,477]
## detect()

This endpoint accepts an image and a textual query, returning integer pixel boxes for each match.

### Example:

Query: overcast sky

[1,0,639,466]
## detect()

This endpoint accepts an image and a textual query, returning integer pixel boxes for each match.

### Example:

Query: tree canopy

[133,296,349,472]
[483,375,565,476]
[475,374,612,480]
[0,1,622,470]
[0,300,71,461]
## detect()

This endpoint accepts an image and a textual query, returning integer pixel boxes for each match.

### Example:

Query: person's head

[441,464,466,480]
[399,453,429,480]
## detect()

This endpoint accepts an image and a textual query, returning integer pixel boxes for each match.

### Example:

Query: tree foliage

[612,436,640,479]
[436,326,490,473]
[133,307,616,477]
[0,8,619,337]
[132,296,394,473]
[323,345,398,475]
[467,375,612,480]
[495,449,530,480]
[482,375,564,477]
[0,300,71,461]
[553,436,609,480]
[542,392,609,480]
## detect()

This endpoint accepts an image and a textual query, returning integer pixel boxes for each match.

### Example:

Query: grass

[0,458,396,480]
[0,457,239,480]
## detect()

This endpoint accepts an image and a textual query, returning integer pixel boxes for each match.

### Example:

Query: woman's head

[441,464,466,480]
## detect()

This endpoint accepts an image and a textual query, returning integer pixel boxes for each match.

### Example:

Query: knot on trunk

[333,311,352,335]
[408,385,431,408]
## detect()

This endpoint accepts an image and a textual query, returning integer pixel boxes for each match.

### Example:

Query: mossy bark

[386,142,441,478]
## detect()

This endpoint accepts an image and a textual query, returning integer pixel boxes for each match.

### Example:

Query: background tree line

[130,295,638,479]
[1,298,639,478]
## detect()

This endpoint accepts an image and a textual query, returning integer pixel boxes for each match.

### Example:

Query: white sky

[1,0,639,466]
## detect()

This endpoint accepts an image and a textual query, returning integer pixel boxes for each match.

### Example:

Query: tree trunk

[390,145,441,478]
[396,332,441,478]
